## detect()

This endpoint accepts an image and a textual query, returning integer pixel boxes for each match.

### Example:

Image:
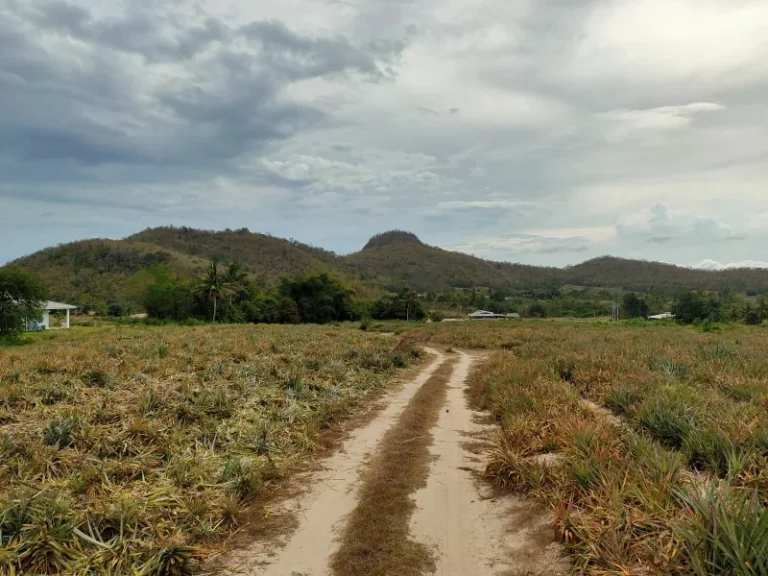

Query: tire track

[220,348,446,575]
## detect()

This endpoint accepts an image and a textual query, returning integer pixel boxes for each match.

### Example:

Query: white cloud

[572,0,768,88]
[695,259,768,271]
[453,234,592,259]
[422,200,542,219]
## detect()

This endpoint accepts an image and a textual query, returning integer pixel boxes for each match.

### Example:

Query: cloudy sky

[2,0,767,269]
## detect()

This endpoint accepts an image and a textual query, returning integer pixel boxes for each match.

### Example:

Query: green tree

[0,267,48,337]
[621,292,650,319]
[195,262,233,322]
[223,263,249,299]
[528,302,548,318]
[279,273,357,324]
[145,280,193,320]
[674,291,711,324]
[758,294,768,319]
[370,290,425,321]
[400,288,420,321]
[744,304,763,325]
[278,297,301,324]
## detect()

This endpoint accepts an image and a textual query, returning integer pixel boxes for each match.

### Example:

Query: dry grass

[448,321,768,575]
[331,357,457,576]
[0,324,420,575]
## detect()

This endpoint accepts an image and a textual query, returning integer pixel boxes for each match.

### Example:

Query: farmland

[459,321,768,575]
[0,325,419,575]
[3,319,768,576]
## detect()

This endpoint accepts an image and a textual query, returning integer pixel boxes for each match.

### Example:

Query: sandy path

[220,348,446,576]
[410,351,570,576]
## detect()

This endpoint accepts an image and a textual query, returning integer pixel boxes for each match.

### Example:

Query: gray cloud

[0,0,400,175]
[2,0,768,267]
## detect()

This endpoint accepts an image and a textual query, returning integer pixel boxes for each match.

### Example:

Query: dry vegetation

[447,321,768,575]
[331,357,456,576]
[0,325,419,575]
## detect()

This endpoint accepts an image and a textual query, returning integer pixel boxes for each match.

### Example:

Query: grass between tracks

[331,355,458,576]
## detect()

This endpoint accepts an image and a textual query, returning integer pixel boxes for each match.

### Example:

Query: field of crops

[461,322,768,575]
[0,325,418,575]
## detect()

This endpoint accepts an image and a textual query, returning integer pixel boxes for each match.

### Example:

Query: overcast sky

[2,0,767,269]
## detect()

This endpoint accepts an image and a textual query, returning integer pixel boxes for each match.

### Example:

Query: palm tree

[223,262,249,304]
[196,262,233,322]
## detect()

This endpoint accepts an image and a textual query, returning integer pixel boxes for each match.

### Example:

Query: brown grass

[0,324,423,575]
[206,352,431,564]
[331,357,458,576]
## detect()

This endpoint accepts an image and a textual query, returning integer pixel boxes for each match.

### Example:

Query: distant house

[648,312,674,321]
[27,301,78,330]
[469,310,521,320]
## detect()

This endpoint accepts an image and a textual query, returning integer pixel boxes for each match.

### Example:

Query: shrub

[428,310,445,322]
[684,428,734,476]
[44,418,77,449]
[676,482,768,575]
[637,389,699,449]
[392,352,408,368]
[555,358,576,383]
[40,383,73,406]
[719,382,758,403]
[528,303,547,318]
[605,389,640,415]
[649,357,690,380]
[222,458,261,500]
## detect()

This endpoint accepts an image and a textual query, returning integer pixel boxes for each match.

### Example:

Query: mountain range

[7,227,768,304]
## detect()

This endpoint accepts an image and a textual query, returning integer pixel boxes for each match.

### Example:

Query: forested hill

[346,231,562,292]
[127,227,354,281]
[564,256,768,293]
[7,227,768,305]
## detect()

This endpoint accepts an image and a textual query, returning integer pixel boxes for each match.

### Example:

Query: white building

[28,301,78,330]
[468,310,521,320]
[648,312,674,320]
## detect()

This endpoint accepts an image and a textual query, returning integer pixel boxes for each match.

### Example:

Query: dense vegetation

[0,267,48,338]
[0,325,420,575]
[9,227,768,310]
[139,264,360,325]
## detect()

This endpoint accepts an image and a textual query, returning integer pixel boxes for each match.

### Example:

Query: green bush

[605,389,641,415]
[677,483,768,575]
[684,428,734,476]
[637,389,700,449]
[44,418,77,449]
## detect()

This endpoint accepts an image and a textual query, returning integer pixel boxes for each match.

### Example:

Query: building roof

[648,312,674,320]
[469,310,520,318]
[469,310,497,317]
[44,301,78,311]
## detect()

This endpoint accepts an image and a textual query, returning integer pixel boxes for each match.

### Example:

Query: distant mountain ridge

[7,226,768,304]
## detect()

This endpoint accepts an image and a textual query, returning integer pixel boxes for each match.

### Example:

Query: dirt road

[411,352,569,576]
[220,349,567,576]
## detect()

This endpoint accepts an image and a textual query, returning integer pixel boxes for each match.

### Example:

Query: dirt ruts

[220,348,568,576]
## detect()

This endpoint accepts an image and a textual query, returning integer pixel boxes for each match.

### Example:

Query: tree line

[3,261,768,339]
[141,263,427,324]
